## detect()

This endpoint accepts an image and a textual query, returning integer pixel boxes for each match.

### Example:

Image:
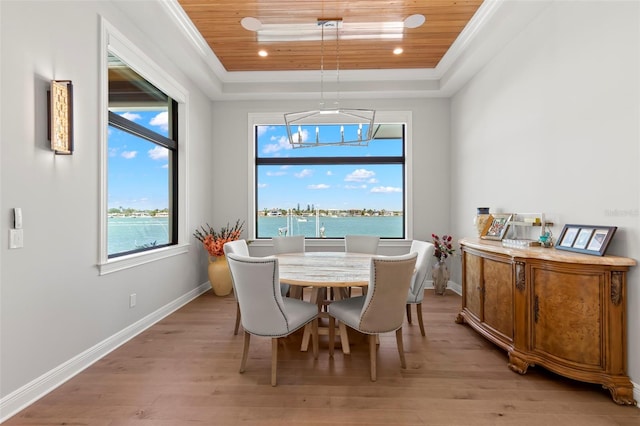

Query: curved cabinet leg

[603,382,637,406]
[508,352,530,374]
[455,313,466,324]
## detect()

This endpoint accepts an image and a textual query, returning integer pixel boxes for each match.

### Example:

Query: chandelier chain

[335,20,340,108]
[320,22,325,108]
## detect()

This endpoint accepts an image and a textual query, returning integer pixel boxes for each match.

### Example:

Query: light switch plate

[9,229,23,249]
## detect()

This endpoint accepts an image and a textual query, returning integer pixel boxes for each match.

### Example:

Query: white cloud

[150,111,168,132]
[257,125,273,137]
[121,151,137,159]
[308,184,330,190]
[148,146,168,160]
[120,112,141,122]
[266,171,287,177]
[345,168,375,182]
[345,184,367,190]
[258,183,267,188]
[263,135,294,154]
[294,169,313,178]
[326,170,333,176]
[371,186,401,193]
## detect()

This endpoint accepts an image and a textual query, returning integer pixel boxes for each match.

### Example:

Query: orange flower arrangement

[194,220,244,257]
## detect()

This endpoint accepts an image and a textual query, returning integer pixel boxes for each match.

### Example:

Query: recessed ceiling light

[404,14,426,29]
[393,47,403,55]
[258,50,268,57]
[241,17,262,31]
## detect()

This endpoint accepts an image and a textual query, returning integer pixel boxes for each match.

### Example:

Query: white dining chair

[223,239,250,335]
[272,235,305,254]
[405,240,435,336]
[272,235,305,299]
[343,234,380,297]
[327,252,417,381]
[344,235,380,254]
[226,253,319,386]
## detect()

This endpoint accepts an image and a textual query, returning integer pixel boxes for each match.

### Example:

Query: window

[100,19,187,273]
[107,53,178,257]
[253,116,409,240]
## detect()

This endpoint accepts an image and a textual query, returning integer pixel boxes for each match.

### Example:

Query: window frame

[99,18,189,274]
[248,111,413,246]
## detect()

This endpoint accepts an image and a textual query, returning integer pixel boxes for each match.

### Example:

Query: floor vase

[208,255,233,296]
[432,258,450,295]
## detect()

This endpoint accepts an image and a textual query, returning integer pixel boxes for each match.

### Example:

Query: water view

[108,216,169,255]
[257,215,403,239]
[108,212,403,255]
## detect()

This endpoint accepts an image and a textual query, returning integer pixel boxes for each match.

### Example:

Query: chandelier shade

[284,19,376,148]
[284,108,375,148]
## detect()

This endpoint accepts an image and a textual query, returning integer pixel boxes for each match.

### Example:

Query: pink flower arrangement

[432,233,455,260]
[194,220,244,257]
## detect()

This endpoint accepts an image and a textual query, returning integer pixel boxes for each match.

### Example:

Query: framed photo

[555,224,617,256]
[481,214,512,240]
[558,226,579,247]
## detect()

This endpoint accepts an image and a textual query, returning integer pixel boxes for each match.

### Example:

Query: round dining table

[276,252,373,354]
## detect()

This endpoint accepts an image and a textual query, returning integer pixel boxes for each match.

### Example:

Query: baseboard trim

[0,282,211,423]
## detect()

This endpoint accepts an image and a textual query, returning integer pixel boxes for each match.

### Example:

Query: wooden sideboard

[456,238,636,405]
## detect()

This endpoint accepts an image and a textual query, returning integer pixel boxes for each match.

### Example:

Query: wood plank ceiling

[176,0,484,72]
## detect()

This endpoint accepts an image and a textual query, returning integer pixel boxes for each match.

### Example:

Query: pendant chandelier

[284,19,376,148]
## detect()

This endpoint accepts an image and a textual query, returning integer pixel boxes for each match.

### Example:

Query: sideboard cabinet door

[483,258,513,342]
[531,263,602,369]
[460,250,513,348]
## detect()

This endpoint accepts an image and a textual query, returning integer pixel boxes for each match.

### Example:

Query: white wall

[0,0,214,412]
[209,98,452,256]
[451,0,640,396]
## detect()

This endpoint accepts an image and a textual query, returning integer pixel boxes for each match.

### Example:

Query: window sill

[98,243,189,275]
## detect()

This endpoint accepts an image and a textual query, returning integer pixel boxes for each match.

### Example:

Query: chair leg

[312,318,319,360]
[395,328,407,369]
[234,303,241,335]
[406,304,412,324]
[416,303,426,337]
[338,321,351,354]
[369,334,377,381]
[328,316,335,357]
[271,338,278,386]
[240,332,250,373]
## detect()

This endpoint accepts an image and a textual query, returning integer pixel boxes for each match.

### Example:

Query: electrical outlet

[129,293,137,308]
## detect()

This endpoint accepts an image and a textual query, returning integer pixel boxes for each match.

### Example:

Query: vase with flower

[431,233,455,295]
[194,220,244,296]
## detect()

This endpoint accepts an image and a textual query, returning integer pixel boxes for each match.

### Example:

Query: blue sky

[108,110,169,211]
[107,119,404,212]
[256,125,404,212]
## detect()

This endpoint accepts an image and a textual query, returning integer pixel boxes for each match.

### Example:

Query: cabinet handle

[534,295,539,323]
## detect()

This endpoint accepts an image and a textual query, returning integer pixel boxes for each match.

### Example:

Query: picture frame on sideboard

[480,214,512,240]
[556,224,617,256]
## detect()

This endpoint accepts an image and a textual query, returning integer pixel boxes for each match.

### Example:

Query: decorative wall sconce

[47,80,73,155]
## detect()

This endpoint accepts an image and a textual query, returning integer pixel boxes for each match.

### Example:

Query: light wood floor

[5,289,640,425]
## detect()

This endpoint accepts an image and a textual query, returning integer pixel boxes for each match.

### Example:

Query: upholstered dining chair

[344,234,380,254]
[405,240,435,336]
[327,252,417,381]
[272,235,305,253]
[223,239,250,335]
[272,235,305,299]
[226,253,319,386]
